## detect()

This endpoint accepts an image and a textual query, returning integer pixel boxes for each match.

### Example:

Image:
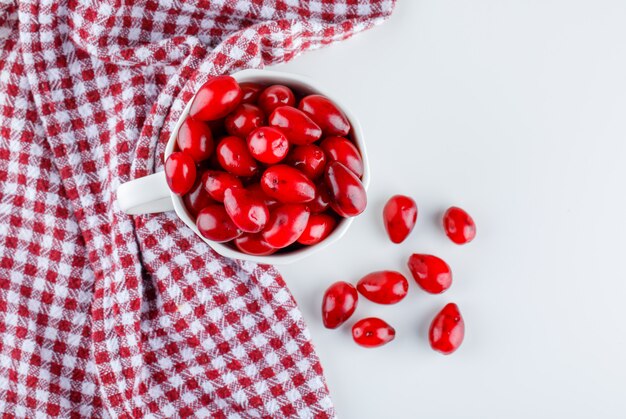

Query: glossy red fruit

[324,162,367,217]
[240,82,264,104]
[165,152,197,195]
[234,233,276,256]
[224,104,264,138]
[352,318,395,348]
[321,281,358,329]
[260,165,316,203]
[262,204,310,248]
[247,127,290,164]
[258,85,296,114]
[429,303,465,355]
[176,118,214,163]
[356,271,409,305]
[196,205,242,242]
[247,183,279,211]
[190,75,242,121]
[443,206,476,245]
[223,188,269,233]
[269,106,322,145]
[202,170,242,202]
[308,182,331,213]
[298,94,350,136]
[216,136,259,177]
[183,173,215,217]
[286,144,326,180]
[407,254,452,294]
[383,195,418,244]
[319,136,363,177]
[297,213,337,245]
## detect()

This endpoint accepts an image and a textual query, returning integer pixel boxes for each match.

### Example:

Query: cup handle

[117,171,174,215]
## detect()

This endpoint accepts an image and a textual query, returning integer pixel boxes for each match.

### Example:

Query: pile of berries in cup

[164,75,367,255]
[322,200,476,354]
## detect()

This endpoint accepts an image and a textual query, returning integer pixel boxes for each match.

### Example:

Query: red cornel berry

[269,106,322,145]
[261,204,310,248]
[356,271,408,305]
[247,127,289,164]
[407,254,452,294]
[298,94,351,137]
[319,136,363,178]
[216,136,259,177]
[196,205,242,243]
[443,206,476,245]
[286,144,326,180]
[183,172,214,217]
[176,118,213,163]
[234,233,275,256]
[352,318,395,348]
[223,188,269,233]
[321,281,358,329]
[189,75,242,121]
[324,161,367,217]
[165,152,196,195]
[429,303,465,355]
[260,165,316,204]
[258,84,296,114]
[225,103,264,138]
[202,170,242,202]
[297,213,337,246]
[383,195,417,244]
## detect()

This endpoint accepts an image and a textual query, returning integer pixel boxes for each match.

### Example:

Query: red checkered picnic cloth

[0,0,394,417]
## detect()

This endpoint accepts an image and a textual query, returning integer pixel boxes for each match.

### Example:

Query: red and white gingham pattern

[0,0,394,417]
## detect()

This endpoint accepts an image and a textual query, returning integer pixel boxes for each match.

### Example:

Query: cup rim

[165,69,369,264]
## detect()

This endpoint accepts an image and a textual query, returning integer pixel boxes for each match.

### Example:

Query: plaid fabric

[0,0,394,417]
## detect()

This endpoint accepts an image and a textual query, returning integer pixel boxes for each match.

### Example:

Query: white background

[275,1,626,418]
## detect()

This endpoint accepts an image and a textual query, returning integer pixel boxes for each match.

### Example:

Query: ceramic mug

[116,69,369,264]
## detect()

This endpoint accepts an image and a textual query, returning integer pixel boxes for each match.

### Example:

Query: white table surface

[273,1,626,418]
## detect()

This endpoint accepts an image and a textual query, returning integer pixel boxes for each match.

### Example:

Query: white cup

[116,69,369,264]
